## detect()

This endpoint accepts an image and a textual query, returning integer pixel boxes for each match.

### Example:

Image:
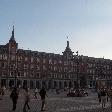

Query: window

[36,73,40,78]
[54,74,57,78]
[10,64,16,68]
[23,72,28,77]
[49,59,52,64]
[49,73,52,78]
[10,71,14,76]
[18,56,22,61]
[64,67,67,72]
[64,61,67,65]
[30,72,34,77]
[0,54,2,59]
[54,60,57,64]
[3,54,7,60]
[31,64,34,69]
[59,60,62,64]
[2,71,7,76]
[60,74,63,78]
[59,67,62,72]
[43,58,46,63]
[69,61,73,65]
[37,57,40,63]
[25,57,28,61]
[36,65,40,70]
[2,62,4,68]
[107,65,109,70]
[18,72,21,77]
[24,64,28,69]
[43,65,46,71]
[31,57,34,63]
[49,66,52,71]
[11,55,15,61]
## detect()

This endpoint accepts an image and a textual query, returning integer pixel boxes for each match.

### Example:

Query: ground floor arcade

[0,77,78,89]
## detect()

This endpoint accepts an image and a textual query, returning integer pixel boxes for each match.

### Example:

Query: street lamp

[14,52,18,87]
[76,51,79,89]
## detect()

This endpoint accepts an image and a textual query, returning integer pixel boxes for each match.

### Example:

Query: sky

[0,0,112,59]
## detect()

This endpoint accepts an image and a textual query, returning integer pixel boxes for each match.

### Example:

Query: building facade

[0,26,112,89]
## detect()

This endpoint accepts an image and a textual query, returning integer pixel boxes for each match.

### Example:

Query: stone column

[21,79,23,88]
[45,80,48,89]
[40,80,42,89]
[67,81,69,88]
[0,77,1,88]
[6,78,9,89]
[27,79,30,88]
[62,81,64,89]
[57,81,59,89]
[34,80,36,89]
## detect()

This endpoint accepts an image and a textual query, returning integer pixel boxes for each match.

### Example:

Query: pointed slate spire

[9,25,16,42]
[67,36,69,48]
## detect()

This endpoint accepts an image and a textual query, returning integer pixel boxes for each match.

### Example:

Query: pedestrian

[109,88,112,109]
[1,86,6,96]
[97,89,101,104]
[10,87,19,111]
[39,87,48,111]
[34,88,38,99]
[23,88,30,112]
[100,88,107,109]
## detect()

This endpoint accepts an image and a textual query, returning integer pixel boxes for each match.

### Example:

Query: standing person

[34,88,38,99]
[10,87,19,111]
[1,86,6,96]
[100,88,107,109]
[109,88,112,109]
[23,88,30,112]
[97,89,101,104]
[39,87,48,111]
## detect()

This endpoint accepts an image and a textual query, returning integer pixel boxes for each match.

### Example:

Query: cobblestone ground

[0,89,111,112]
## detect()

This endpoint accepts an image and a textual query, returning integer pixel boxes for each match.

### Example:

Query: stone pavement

[0,89,111,112]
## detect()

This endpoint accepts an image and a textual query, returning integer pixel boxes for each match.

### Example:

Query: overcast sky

[0,0,112,59]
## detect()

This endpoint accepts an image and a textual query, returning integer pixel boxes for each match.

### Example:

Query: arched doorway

[23,80,27,89]
[48,80,52,89]
[17,80,21,88]
[54,81,57,89]
[59,81,62,89]
[69,81,72,88]
[36,81,40,89]
[9,80,14,88]
[30,80,34,89]
[1,79,6,87]
[64,81,67,87]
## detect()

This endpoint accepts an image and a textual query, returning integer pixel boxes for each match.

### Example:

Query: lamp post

[95,62,105,89]
[14,52,18,87]
[76,51,79,89]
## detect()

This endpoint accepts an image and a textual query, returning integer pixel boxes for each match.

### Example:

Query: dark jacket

[10,89,18,101]
[39,88,46,99]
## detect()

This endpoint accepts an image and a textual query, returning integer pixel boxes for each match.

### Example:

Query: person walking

[39,87,48,111]
[1,86,6,96]
[23,88,30,112]
[34,88,38,99]
[97,89,101,104]
[100,88,107,109]
[109,88,112,109]
[10,87,19,112]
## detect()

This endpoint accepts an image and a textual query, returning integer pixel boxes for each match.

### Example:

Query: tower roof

[9,26,16,43]
[64,40,72,53]
[62,37,74,58]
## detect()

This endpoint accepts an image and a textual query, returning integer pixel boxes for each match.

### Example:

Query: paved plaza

[0,89,111,112]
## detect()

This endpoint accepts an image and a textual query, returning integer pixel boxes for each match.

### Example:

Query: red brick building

[0,26,112,89]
